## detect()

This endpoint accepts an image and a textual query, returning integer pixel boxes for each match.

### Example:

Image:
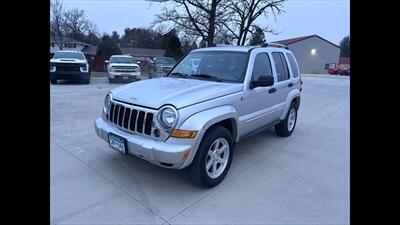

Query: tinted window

[252,53,272,81]
[286,53,300,78]
[272,52,290,82]
[53,52,85,60]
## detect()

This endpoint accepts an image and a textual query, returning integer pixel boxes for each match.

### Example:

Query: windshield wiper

[189,74,222,82]
[169,72,189,78]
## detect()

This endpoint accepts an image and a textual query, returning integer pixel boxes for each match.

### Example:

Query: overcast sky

[62,0,349,44]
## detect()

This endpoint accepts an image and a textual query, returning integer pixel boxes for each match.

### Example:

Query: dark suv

[149,57,176,78]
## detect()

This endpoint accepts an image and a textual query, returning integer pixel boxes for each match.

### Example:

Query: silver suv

[94,44,302,187]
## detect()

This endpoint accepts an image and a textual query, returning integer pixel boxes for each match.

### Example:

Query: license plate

[121,74,130,79]
[108,133,127,154]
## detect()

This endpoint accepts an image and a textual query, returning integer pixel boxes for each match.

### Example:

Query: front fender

[179,105,239,133]
[175,105,239,168]
[280,89,301,120]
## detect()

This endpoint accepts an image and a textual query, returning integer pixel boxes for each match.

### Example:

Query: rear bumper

[94,117,200,169]
[51,71,90,80]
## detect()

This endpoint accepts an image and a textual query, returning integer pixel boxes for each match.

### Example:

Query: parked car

[94,44,302,187]
[50,50,91,84]
[106,55,141,83]
[149,57,177,78]
[338,65,350,76]
[327,67,339,75]
[328,65,350,76]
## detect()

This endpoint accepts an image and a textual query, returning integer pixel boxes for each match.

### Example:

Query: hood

[50,58,87,64]
[111,77,243,109]
[109,63,139,67]
[156,64,174,67]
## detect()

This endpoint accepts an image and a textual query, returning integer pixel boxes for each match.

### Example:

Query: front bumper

[51,71,90,80]
[108,71,141,79]
[94,117,198,169]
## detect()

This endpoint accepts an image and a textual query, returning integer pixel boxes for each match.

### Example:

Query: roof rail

[208,44,231,47]
[260,42,289,49]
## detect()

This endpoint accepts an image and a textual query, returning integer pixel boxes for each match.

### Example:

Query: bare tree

[150,0,227,47]
[64,8,98,42]
[50,0,66,49]
[224,0,285,45]
[50,0,98,48]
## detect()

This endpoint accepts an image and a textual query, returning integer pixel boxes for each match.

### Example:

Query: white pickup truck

[106,55,141,83]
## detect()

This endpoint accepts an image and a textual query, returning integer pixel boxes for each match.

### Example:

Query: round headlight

[158,106,178,129]
[104,93,112,110]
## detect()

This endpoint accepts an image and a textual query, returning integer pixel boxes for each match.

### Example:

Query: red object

[328,67,339,75]
[327,66,350,76]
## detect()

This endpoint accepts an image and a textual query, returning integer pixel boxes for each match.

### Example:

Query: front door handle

[269,88,277,93]
[288,83,294,87]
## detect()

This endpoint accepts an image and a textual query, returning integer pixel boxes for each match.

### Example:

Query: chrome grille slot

[129,110,138,132]
[113,105,120,124]
[118,106,125,127]
[136,111,145,133]
[123,108,131,129]
[144,113,153,135]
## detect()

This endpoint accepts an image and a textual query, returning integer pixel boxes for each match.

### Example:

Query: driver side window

[252,53,272,81]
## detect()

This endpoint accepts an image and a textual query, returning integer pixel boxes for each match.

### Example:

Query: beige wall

[287,36,340,74]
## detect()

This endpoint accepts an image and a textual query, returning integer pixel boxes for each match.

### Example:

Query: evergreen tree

[249,26,266,46]
[339,35,350,57]
[96,34,121,55]
[161,29,183,59]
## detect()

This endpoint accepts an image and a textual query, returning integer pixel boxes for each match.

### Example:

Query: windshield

[169,51,249,83]
[155,57,176,65]
[111,57,135,64]
[53,52,85,60]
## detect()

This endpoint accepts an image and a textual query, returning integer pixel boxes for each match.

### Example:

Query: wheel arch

[280,89,301,120]
[178,105,239,142]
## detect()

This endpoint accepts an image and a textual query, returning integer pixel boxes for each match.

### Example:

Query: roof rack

[208,44,231,47]
[260,42,289,49]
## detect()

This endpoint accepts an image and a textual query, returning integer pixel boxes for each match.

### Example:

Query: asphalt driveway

[50,75,350,224]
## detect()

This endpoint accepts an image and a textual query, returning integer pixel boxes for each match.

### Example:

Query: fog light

[153,128,160,137]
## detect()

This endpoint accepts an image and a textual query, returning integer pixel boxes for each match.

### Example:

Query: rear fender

[280,89,300,120]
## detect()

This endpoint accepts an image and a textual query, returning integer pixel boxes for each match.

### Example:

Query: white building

[273,35,340,74]
[50,36,90,55]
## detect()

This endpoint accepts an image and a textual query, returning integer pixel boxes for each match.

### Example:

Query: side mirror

[105,60,109,64]
[250,75,274,89]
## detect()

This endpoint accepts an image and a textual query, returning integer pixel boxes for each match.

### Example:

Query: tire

[188,125,234,187]
[50,79,57,84]
[84,78,90,84]
[275,103,297,137]
[109,78,114,83]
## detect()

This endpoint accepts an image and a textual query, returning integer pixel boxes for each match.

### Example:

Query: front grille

[107,102,154,136]
[112,66,138,72]
[55,63,81,72]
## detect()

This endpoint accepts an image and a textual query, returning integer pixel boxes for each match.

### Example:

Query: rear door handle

[288,83,294,87]
[268,88,277,93]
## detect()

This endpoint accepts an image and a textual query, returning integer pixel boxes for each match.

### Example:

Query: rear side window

[286,53,300,78]
[272,52,290,82]
[252,53,272,81]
